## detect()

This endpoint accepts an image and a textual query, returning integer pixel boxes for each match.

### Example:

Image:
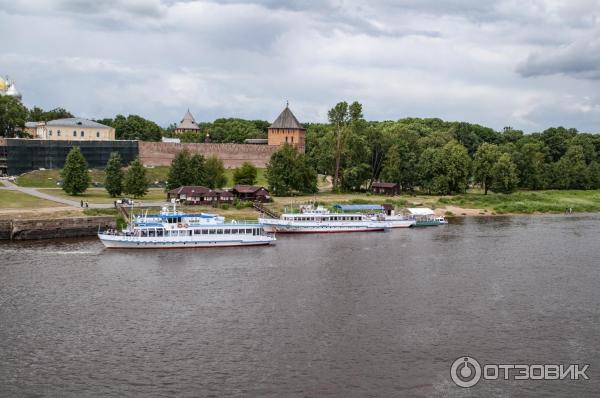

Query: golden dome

[0,77,7,92]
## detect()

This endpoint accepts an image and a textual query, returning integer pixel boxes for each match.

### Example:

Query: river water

[1,215,599,397]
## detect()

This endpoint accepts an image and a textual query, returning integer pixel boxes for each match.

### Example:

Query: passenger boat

[382,215,417,228]
[98,204,275,248]
[400,208,448,227]
[258,205,390,233]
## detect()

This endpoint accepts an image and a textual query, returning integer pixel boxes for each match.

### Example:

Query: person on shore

[80,200,83,207]
[85,201,89,208]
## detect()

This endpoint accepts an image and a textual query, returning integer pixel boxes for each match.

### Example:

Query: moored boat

[259,205,390,233]
[400,208,447,227]
[383,215,417,228]
[98,204,275,248]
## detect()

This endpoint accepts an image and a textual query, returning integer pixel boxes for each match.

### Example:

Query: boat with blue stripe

[98,203,275,249]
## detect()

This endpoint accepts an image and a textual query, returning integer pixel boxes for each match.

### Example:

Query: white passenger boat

[98,205,275,249]
[258,205,390,233]
[382,215,416,228]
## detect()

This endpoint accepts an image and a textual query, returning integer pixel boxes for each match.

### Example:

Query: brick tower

[268,103,305,153]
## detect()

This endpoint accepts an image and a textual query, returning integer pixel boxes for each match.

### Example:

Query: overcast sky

[1,0,600,132]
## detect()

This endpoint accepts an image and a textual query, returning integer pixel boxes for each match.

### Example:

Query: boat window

[209,229,216,234]
[217,229,223,234]
[246,229,252,234]
[201,229,208,234]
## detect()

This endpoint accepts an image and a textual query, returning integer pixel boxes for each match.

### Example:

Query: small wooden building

[167,186,234,205]
[231,185,271,202]
[371,182,399,195]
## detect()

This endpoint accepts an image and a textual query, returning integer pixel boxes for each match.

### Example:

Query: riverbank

[3,178,600,221]
[0,216,115,241]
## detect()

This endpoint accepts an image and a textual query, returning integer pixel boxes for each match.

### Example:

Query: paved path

[1,180,167,209]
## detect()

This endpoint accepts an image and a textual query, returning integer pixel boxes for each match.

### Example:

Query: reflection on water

[1,215,600,397]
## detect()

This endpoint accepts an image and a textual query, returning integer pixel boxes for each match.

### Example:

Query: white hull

[99,234,274,249]
[259,219,388,234]
[385,219,416,228]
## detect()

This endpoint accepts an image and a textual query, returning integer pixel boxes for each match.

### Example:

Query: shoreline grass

[436,190,600,214]
[16,167,268,188]
[0,190,61,209]
[38,188,168,204]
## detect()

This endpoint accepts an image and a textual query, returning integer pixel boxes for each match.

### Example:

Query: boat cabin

[401,207,436,222]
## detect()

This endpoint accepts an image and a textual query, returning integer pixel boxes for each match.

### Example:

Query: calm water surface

[1,215,599,397]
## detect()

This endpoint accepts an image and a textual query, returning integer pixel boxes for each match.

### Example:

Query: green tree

[123,158,149,198]
[327,101,363,190]
[189,154,207,186]
[233,162,258,185]
[167,150,193,190]
[443,141,472,194]
[553,145,589,189]
[166,150,207,189]
[61,147,91,195]
[205,155,227,189]
[266,144,317,195]
[514,141,547,190]
[587,161,600,189]
[204,118,267,143]
[104,152,124,197]
[0,95,28,137]
[103,114,163,141]
[28,106,73,122]
[490,153,519,193]
[473,143,501,194]
[418,141,470,195]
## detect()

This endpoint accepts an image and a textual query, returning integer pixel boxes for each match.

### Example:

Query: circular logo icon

[450,356,482,388]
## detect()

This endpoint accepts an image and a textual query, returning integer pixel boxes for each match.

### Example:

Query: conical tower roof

[177,109,200,130]
[269,104,304,130]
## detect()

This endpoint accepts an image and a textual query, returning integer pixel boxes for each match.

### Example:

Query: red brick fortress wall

[139,142,279,168]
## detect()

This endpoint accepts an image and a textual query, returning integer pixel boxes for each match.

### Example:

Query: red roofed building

[231,185,271,202]
[371,182,400,195]
[167,186,234,205]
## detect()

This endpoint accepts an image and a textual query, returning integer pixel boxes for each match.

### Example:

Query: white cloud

[1,0,600,132]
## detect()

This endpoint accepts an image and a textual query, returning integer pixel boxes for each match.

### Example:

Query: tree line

[61,148,149,198]
[4,93,600,194]
[60,147,262,198]
[305,102,600,194]
[0,96,267,142]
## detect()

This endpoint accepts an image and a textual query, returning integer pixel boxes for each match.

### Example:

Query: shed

[231,185,271,202]
[371,182,399,195]
[167,186,233,205]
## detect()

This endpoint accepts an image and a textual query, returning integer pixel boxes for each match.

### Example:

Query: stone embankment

[0,216,115,241]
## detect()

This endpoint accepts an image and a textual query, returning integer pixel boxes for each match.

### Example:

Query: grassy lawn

[16,166,267,188]
[0,189,61,209]
[39,188,168,204]
[437,190,600,214]
[16,169,106,188]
